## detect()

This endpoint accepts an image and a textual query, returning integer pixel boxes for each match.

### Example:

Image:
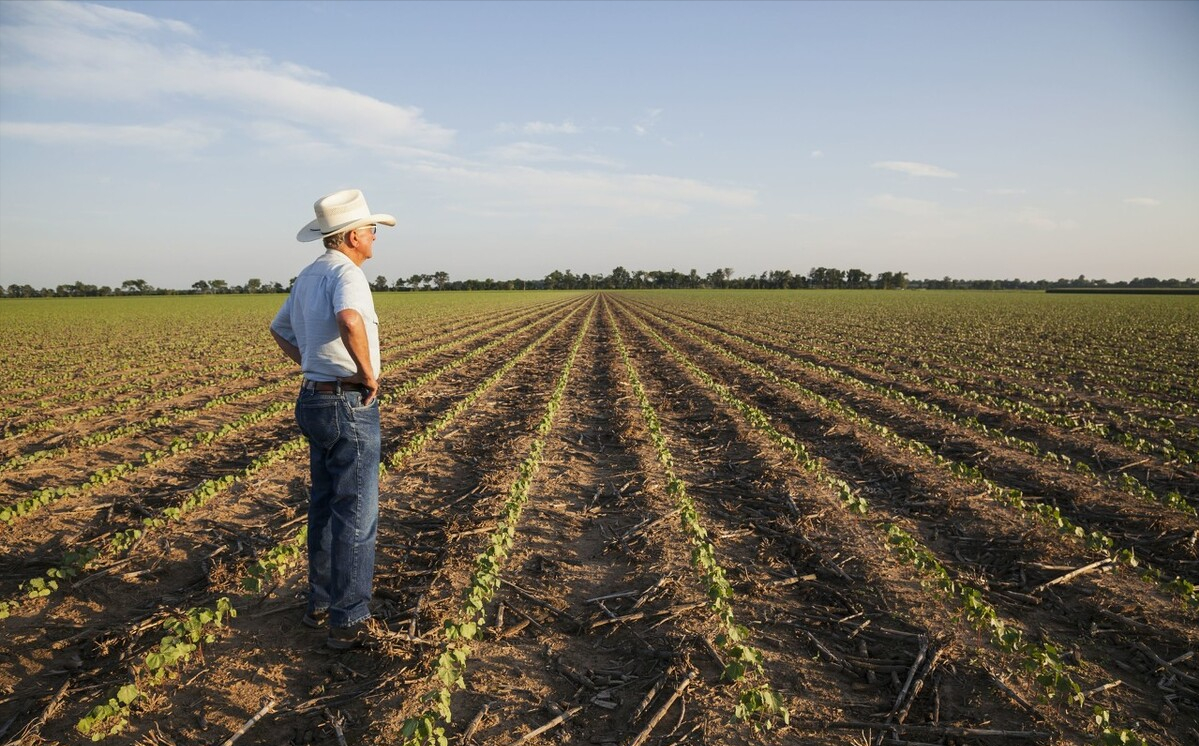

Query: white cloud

[10,0,198,37]
[869,193,940,217]
[987,188,1026,195]
[1016,208,1077,231]
[523,121,580,135]
[634,108,664,136]
[409,162,755,219]
[0,120,220,152]
[1123,197,1160,207]
[495,120,582,135]
[811,150,824,159]
[487,142,621,167]
[872,161,959,178]
[0,1,453,153]
[244,121,342,160]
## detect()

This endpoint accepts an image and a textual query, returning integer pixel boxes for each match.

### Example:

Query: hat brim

[297,214,397,242]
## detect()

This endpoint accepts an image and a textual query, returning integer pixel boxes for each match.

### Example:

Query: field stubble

[0,290,1195,746]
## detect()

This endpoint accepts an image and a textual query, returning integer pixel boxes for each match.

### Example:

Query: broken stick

[628,672,696,746]
[221,699,276,746]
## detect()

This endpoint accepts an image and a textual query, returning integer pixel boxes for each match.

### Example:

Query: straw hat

[297,189,396,242]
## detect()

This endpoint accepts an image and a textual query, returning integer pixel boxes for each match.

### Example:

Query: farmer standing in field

[269,189,394,650]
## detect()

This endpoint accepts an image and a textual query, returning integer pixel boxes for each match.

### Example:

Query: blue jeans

[295,386,380,629]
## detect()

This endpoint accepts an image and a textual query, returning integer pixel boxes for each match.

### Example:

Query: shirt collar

[322,248,354,266]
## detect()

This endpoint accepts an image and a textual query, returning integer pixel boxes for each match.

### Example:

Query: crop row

[399,302,594,745]
[628,299,1195,516]
[71,299,592,740]
[1,298,564,443]
[609,300,1153,744]
[622,300,1198,607]
[2,298,586,622]
[0,401,292,526]
[1,297,577,528]
[672,295,1198,450]
[606,301,789,732]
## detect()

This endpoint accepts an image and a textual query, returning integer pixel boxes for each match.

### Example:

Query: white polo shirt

[271,250,380,382]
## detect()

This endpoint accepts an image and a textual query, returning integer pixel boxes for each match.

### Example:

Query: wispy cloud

[987,187,1026,195]
[496,120,581,135]
[1016,208,1077,231]
[487,142,620,167]
[409,162,755,219]
[869,193,940,216]
[872,161,958,178]
[1123,197,1160,207]
[0,1,453,153]
[811,150,824,159]
[634,108,664,136]
[243,121,343,160]
[0,120,220,152]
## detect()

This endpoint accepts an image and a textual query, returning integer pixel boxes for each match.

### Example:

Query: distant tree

[808,267,845,289]
[432,271,449,290]
[609,266,631,289]
[245,278,263,293]
[846,268,871,289]
[192,280,210,294]
[121,279,152,294]
[372,275,389,291]
[392,277,407,291]
[210,279,229,293]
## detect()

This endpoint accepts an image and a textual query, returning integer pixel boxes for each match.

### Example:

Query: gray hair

[322,231,346,251]
[322,226,369,250]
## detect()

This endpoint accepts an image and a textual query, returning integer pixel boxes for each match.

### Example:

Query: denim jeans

[295,386,380,629]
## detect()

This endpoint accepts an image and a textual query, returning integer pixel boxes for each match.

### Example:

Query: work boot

[327,620,370,650]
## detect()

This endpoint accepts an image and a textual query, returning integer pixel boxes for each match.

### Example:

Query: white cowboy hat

[297,189,396,242]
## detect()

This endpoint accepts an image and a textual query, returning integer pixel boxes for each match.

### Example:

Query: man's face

[354,225,376,260]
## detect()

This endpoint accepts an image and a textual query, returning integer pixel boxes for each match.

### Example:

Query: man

[270,188,394,649]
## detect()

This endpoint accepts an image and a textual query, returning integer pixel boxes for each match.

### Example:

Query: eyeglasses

[356,225,377,236]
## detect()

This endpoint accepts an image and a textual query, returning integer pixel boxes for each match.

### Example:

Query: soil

[1,292,1195,746]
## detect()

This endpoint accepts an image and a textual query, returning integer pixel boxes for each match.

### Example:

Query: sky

[0,0,1196,290]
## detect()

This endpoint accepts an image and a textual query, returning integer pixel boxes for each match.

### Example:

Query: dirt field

[1,291,1195,746]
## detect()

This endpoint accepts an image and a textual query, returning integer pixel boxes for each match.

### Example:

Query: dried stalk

[221,699,276,746]
[510,705,583,745]
[627,672,695,746]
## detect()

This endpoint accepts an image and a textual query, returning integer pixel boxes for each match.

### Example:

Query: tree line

[3,268,1196,298]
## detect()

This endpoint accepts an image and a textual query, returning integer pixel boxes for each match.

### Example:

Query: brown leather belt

[303,380,366,393]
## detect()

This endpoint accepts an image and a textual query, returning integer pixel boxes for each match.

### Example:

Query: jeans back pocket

[296,396,341,449]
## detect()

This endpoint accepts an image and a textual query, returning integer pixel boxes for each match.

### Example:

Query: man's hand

[341,370,379,405]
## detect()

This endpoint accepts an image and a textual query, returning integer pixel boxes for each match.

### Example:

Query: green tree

[121,279,152,294]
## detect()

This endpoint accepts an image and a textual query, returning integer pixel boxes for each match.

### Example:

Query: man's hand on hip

[341,372,380,405]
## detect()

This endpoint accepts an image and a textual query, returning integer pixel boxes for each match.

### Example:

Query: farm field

[0,289,1196,746]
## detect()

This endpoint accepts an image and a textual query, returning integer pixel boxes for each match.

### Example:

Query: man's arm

[336,309,379,404]
[270,327,303,366]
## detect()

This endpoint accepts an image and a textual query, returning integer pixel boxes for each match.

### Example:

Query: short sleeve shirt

[270,250,380,381]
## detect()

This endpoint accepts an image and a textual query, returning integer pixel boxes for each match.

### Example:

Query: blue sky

[1,0,1195,289]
